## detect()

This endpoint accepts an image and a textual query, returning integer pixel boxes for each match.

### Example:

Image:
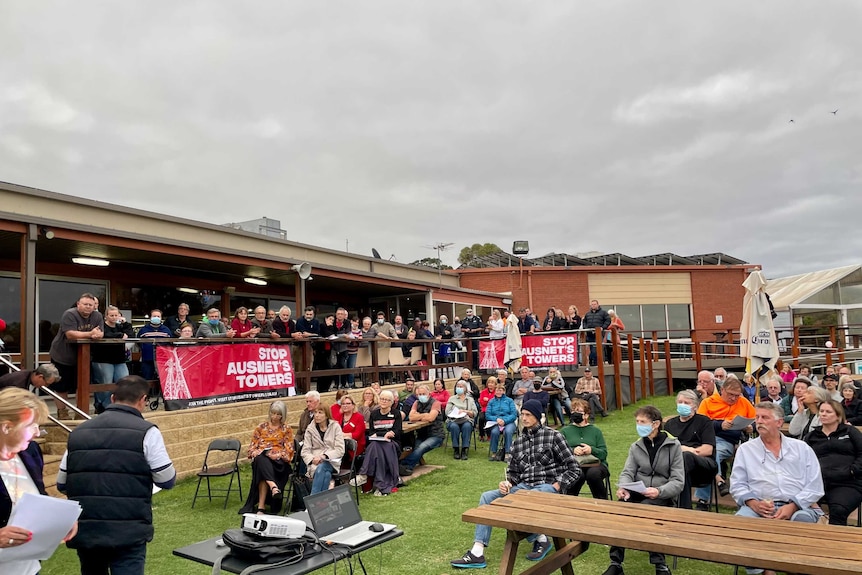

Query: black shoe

[717,481,730,497]
[655,566,671,575]
[601,564,624,575]
[695,499,710,512]
[461,448,468,461]
[526,539,551,561]
[398,465,413,477]
[451,550,487,569]
[454,449,462,460]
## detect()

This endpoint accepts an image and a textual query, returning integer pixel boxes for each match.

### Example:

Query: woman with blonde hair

[358,387,379,425]
[1,388,76,575]
[487,309,505,340]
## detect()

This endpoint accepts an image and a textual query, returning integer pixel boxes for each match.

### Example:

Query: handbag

[575,454,600,465]
[212,529,320,575]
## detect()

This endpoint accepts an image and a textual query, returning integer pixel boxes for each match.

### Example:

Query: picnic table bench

[461,490,862,575]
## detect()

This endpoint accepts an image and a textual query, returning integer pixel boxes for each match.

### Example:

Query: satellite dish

[291,262,312,280]
[371,248,382,259]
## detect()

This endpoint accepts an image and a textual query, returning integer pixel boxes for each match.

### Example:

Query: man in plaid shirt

[574,367,608,417]
[451,399,580,569]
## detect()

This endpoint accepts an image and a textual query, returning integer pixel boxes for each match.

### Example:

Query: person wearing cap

[451,399,580,569]
[459,308,484,369]
[574,367,608,417]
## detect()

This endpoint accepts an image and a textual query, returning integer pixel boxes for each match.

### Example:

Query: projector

[241,513,307,539]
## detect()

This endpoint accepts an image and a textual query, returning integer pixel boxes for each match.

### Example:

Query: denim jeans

[447,420,474,449]
[736,503,819,574]
[401,435,443,470]
[346,353,358,386]
[490,423,516,454]
[77,542,147,575]
[694,436,734,502]
[474,483,557,546]
[311,460,336,494]
[92,362,129,409]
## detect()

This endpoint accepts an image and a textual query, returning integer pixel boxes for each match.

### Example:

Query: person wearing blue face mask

[664,389,717,511]
[446,381,478,460]
[195,308,237,339]
[136,309,174,381]
[398,384,445,477]
[603,406,683,575]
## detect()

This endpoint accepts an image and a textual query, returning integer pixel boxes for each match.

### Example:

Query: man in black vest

[57,375,176,575]
[399,383,445,476]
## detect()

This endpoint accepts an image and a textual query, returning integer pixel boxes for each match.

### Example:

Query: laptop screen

[305,485,362,537]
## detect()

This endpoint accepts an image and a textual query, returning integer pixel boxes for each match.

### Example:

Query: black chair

[191,438,242,509]
[282,437,305,514]
[332,438,360,502]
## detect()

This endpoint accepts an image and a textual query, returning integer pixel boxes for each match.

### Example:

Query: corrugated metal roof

[766,264,861,310]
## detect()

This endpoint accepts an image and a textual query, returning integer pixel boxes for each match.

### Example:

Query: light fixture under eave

[72,257,110,267]
[244,277,267,286]
[177,287,199,294]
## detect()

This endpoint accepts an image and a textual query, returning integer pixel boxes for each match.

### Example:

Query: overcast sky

[2,1,860,278]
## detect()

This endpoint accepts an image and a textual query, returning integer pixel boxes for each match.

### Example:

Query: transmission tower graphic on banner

[162,348,192,400]
[479,341,501,370]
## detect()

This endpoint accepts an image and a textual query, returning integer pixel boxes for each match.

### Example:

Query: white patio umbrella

[740,270,779,402]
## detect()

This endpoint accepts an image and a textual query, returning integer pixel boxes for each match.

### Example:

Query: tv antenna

[423,242,454,282]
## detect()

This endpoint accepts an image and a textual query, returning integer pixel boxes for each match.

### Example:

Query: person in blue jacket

[485,384,518,461]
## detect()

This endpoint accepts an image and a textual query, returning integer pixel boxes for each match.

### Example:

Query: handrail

[0,354,84,432]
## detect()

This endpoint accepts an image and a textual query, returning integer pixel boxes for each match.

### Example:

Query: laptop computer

[303,485,396,547]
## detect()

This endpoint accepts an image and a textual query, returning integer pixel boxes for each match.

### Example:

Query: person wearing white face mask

[136,308,173,382]
[446,381,478,460]
[664,389,718,511]
[604,406,683,575]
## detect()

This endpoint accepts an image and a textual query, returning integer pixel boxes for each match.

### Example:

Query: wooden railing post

[613,329,622,411]
[791,326,800,367]
[627,334,635,405]
[639,337,647,400]
[664,340,673,396]
[76,342,92,413]
[691,329,702,373]
[646,340,655,396]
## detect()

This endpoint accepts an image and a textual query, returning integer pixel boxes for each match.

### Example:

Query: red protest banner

[155,343,295,410]
[479,334,579,370]
[520,334,579,367]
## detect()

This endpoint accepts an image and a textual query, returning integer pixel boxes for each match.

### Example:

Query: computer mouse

[369,523,384,533]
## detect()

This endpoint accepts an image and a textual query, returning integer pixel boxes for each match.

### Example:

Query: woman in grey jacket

[303,405,345,494]
[602,405,684,575]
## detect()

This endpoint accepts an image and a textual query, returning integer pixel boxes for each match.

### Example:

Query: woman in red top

[231,307,259,338]
[430,378,450,407]
[337,394,367,459]
[477,376,498,441]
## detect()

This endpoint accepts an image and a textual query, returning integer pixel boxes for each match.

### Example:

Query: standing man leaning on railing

[582,299,610,367]
[49,293,103,420]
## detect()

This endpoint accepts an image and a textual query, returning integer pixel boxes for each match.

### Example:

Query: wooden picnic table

[461,489,862,575]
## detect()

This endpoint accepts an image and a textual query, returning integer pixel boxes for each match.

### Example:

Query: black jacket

[805,423,862,490]
[65,404,157,549]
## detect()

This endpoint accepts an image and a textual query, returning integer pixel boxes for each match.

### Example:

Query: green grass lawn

[42,394,736,575]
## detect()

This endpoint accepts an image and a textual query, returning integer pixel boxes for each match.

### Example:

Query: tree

[410,257,453,270]
[458,243,503,266]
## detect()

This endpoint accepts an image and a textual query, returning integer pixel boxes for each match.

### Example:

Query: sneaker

[451,550,487,569]
[399,465,413,476]
[329,479,335,490]
[372,489,389,497]
[526,539,552,561]
[504,453,512,463]
[601,565,624,575]
[717,481,730,497]
[349,474,367,487]
[655,566,671,575]
[695,499,710,512]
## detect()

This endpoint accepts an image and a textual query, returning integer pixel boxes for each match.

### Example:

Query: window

[38,279,108,351]
[0,275,21,353]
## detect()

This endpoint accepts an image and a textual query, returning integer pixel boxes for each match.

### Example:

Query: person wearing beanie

[451,394,580,569]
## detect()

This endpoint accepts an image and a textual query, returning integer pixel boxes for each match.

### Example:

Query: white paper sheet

[618,481,648,494]
[729,415,755,431]
[0,493,81,562]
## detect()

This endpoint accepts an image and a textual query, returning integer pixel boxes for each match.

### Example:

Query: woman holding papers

[602,405,683,575]
[446,380,478,460]
[0,388,76,575]
[350,390,402,496]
